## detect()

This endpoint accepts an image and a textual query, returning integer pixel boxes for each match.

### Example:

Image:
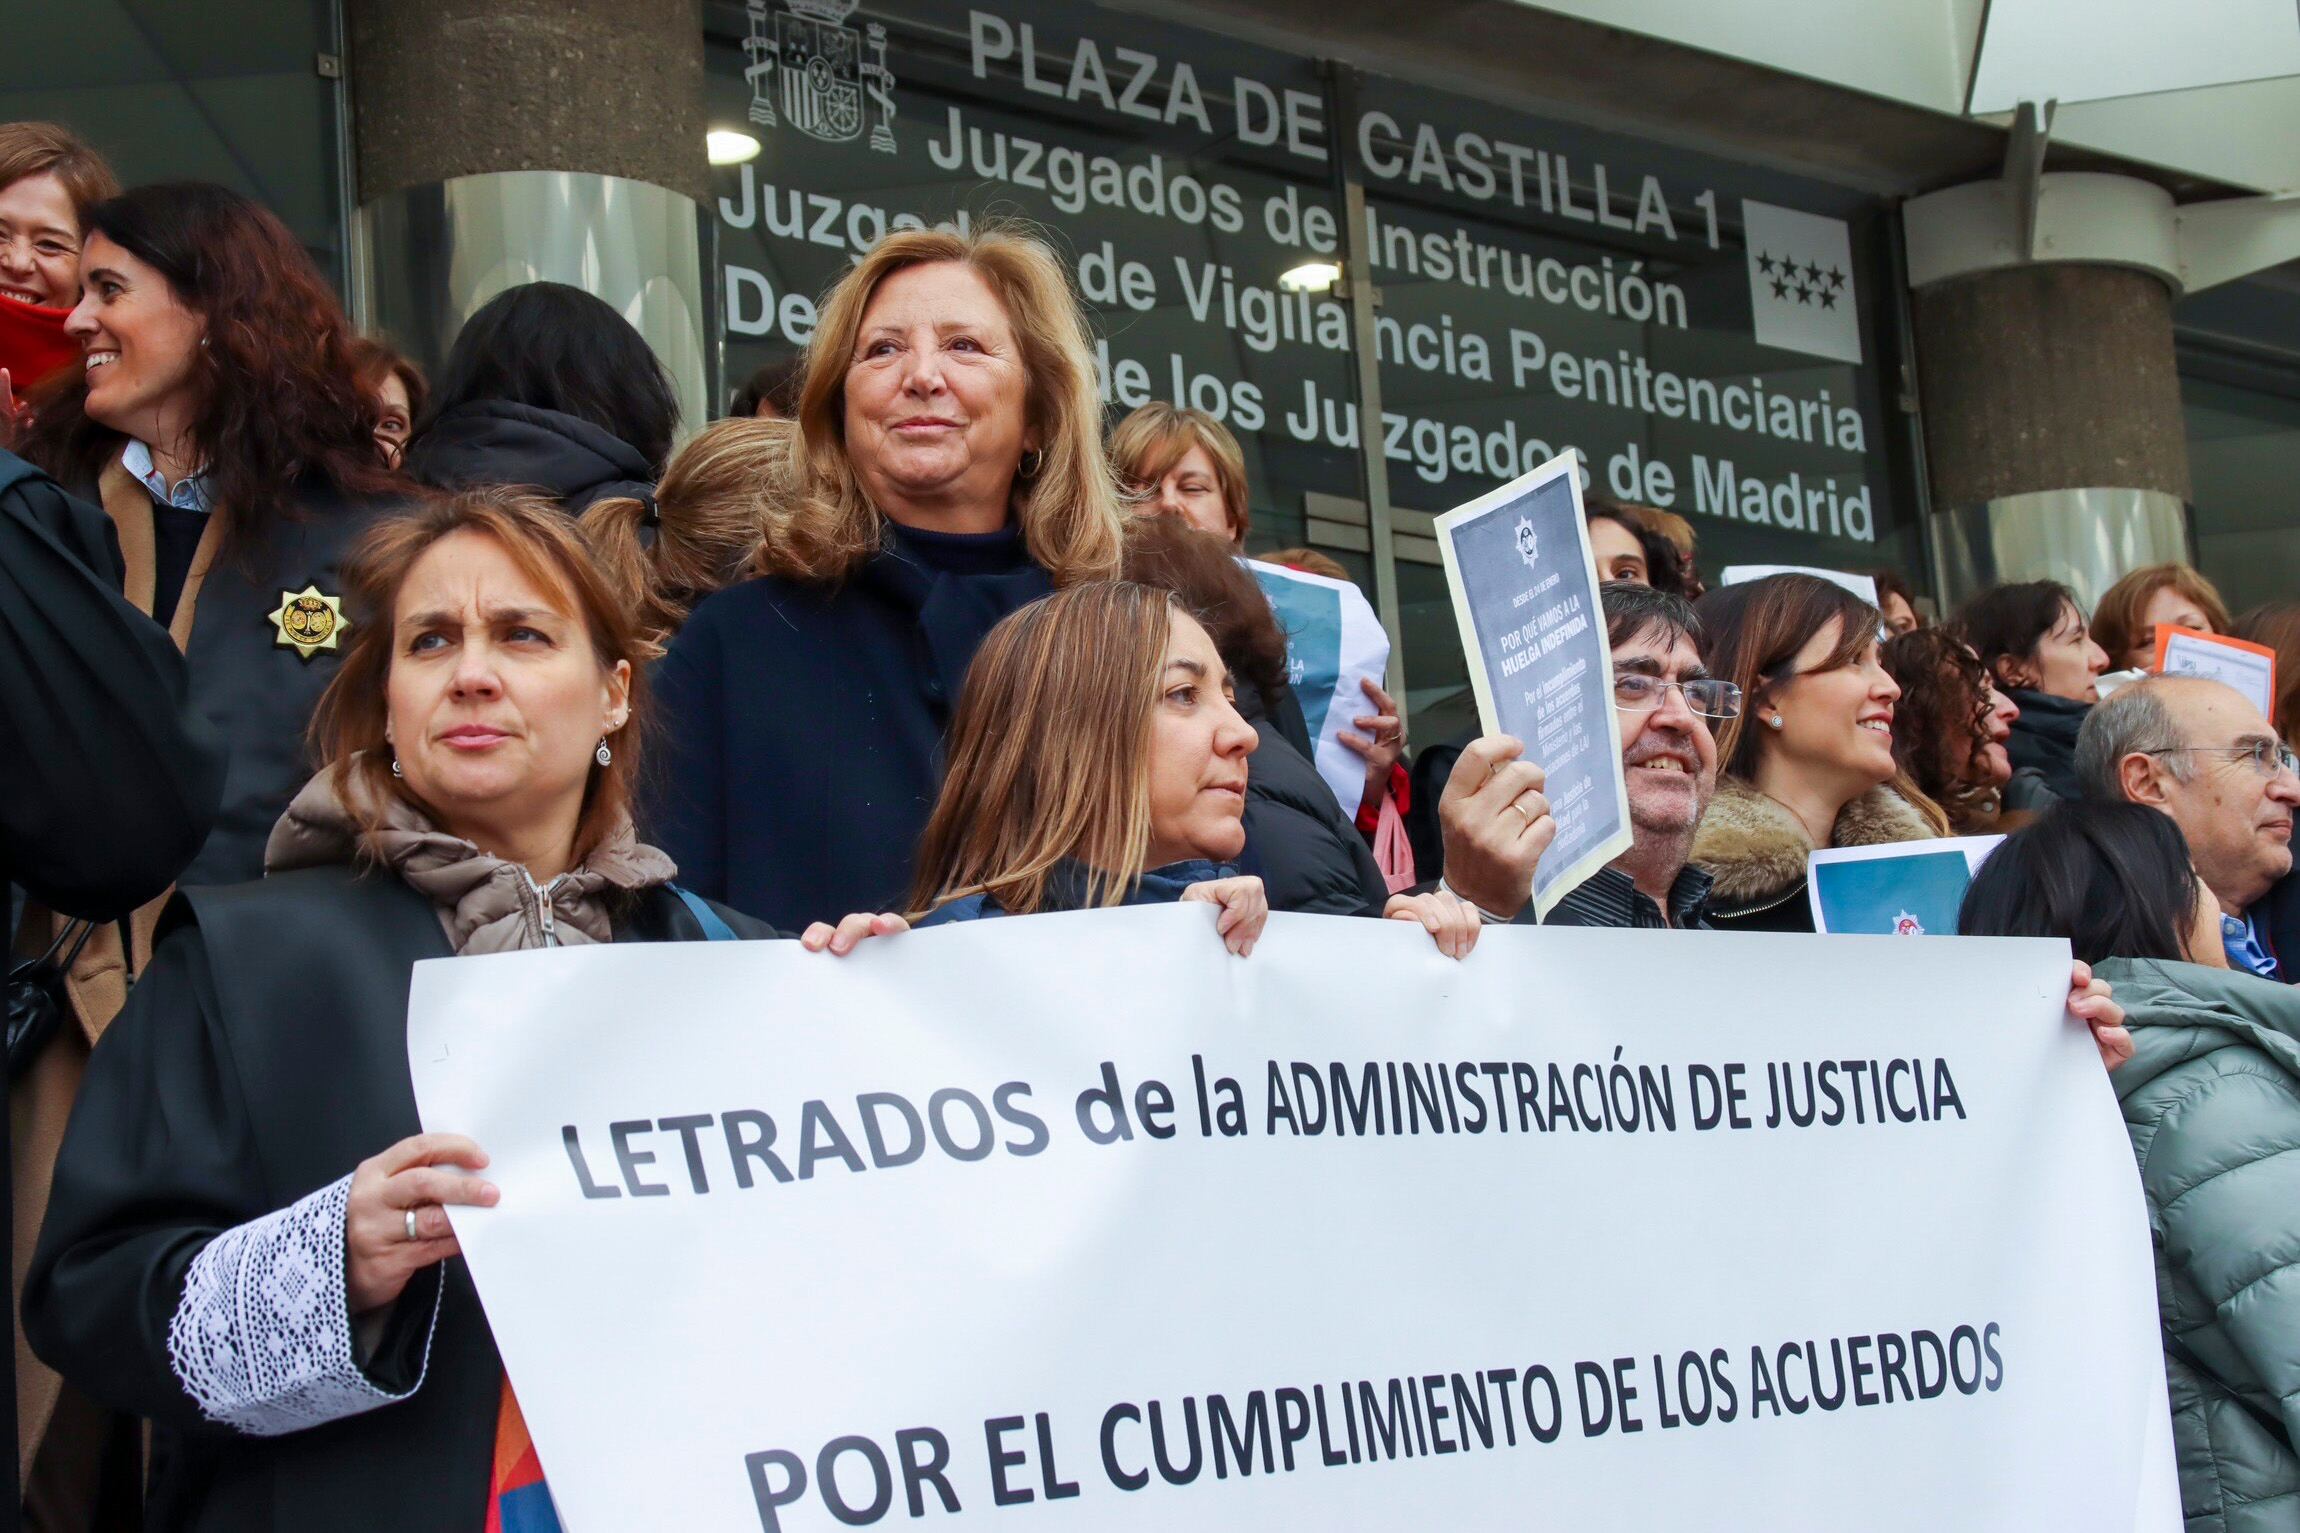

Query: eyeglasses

[1613,673,1741,720]
[2147,741,2300,780]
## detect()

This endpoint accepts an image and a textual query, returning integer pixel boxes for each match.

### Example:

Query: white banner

[408,911,2179,1532]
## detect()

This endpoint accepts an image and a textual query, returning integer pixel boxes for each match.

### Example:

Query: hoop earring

[1016,448,1044,480]
[389,753,403,777]
[595,738,613,767]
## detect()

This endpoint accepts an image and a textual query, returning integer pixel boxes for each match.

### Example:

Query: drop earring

[595,737,613,767]
[389,753,403,777]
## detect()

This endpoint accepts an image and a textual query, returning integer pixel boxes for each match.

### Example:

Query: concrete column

[345,0,713,432]
[1903,175,2195,610]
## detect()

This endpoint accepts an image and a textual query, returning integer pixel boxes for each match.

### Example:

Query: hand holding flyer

[1433,454,1632,918]
[2153,625,2277,718]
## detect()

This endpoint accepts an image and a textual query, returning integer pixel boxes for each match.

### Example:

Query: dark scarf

[2005,689,2092,802]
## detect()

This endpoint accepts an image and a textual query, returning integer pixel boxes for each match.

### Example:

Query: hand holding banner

[1433,454,1631,917]
[410,911,2178,1531]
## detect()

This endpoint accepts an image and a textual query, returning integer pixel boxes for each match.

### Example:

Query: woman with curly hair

[1880,627,2040,832]
[13,181,404,1512]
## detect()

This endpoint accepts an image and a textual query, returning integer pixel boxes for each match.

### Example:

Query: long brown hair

[909,583,1177,916]
[309,487,649,867]
[1119,515,1287,716]
[1881,628,1998,829]
[21,183,401,554]
[770,225,1122,586]
[1695,573,1949,833]
[579,417,797,648]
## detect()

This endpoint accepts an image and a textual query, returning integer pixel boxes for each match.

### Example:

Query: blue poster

[1808,845,1992,936]
[1434,453,1631,917]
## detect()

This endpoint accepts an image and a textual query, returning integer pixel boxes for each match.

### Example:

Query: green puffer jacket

[2101,956,2300,1533]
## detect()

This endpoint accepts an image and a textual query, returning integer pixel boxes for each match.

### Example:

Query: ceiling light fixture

[1277,260,1343,294]
[707,129,763,166]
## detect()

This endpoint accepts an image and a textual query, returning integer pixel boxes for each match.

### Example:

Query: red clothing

[484,1380,561,1533]
[0,295,76,396]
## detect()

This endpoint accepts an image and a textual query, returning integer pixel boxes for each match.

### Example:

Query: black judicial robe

[23,864,772,1532]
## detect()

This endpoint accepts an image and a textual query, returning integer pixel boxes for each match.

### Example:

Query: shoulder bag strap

[670,885,739,942]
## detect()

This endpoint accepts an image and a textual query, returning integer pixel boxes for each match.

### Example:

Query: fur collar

[1691,776,1938,911]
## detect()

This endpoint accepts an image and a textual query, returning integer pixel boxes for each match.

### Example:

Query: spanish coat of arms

[744,0,897,153]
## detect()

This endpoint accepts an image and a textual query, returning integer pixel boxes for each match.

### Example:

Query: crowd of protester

[0,117,2291,1530]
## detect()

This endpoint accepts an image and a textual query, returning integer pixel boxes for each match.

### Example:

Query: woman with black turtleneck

[1955,580,2110,808]
[402,281,676,515]
[646,226,1122,931]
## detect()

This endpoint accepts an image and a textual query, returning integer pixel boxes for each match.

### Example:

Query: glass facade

[701,0,1914,721]
[0,0,347,283]
[2180,272,2300,619]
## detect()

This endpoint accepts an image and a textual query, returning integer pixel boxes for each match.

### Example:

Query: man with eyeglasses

[1438,583,1737,928]
[2077,674,2300,979]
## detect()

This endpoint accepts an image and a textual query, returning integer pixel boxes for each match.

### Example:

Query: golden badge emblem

[268,585,350,659]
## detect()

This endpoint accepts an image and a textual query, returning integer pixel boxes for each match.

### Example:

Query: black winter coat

[648,521,1053,931]
[2004,689,2090,804]
[1239,719,1388,917]
[24,865,772,1533]
[0,449,221,918]
[404,400,655,515]
[0,449,224,1525]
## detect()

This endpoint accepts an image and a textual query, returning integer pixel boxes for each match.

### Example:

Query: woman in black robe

[24,489,900,1532]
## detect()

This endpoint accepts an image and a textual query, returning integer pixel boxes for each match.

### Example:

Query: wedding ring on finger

[405,1207,421,1242]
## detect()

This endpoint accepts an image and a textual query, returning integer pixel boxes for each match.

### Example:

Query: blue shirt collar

[2223,909,2282,980]
[122,439,211,513]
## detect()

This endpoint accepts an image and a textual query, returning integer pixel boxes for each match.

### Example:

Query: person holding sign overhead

[1436,583,1719,930]
[649,226,1122,932]
[911,582,1479,956]
[1689,574,1946,933]
[23,490,899,1533]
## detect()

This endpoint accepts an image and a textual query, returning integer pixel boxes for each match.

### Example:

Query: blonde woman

[649,226,1124,931]
[912,582,1480,958]
[577,415,796,649]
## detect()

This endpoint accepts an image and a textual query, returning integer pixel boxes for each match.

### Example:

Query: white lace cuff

[164,1173,441,1436]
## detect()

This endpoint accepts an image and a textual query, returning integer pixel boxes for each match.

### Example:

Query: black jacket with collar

[404,400,655,516]
[2004,689,2091,805]
[1238,710,1389,918]
[24,863,771,1533]
[647,521,1054,931]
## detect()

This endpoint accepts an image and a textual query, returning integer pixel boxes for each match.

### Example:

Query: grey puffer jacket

[2098,955,2300,1533]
